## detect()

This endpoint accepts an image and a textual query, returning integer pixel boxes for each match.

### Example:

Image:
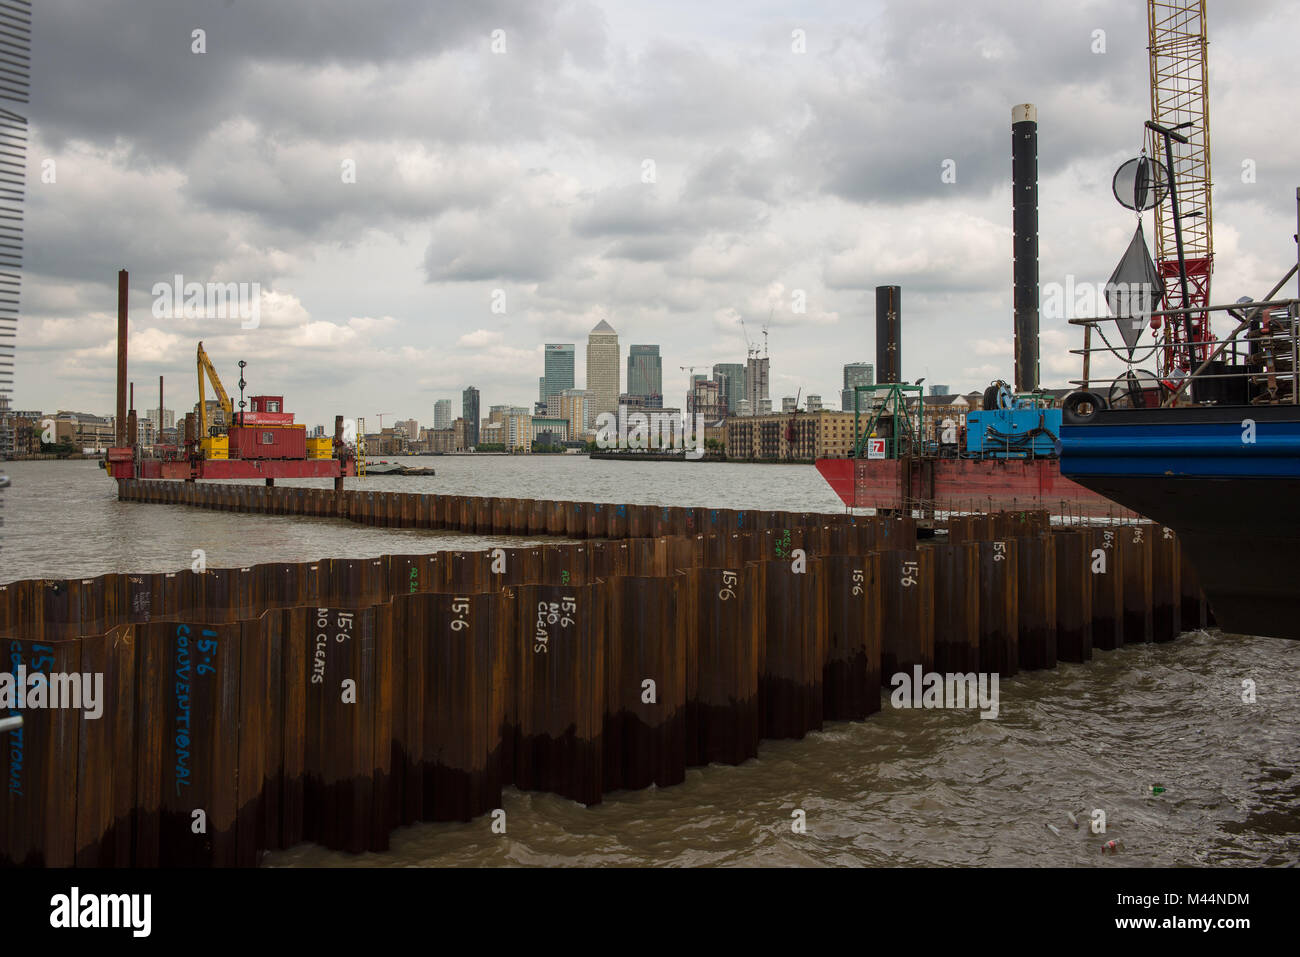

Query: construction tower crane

[1147,0,1213,372]
[196,341,233,438]
[739,318,756,358]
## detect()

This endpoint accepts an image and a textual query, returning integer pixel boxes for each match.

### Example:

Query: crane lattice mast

[1147,0,1213,371]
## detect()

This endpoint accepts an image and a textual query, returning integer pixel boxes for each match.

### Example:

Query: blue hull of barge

[1060,406,1300,641]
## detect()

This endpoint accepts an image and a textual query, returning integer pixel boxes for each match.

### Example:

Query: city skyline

[16,1,1294,428]
[23,338,987,438]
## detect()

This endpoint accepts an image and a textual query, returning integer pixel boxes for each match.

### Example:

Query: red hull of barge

[815,457,1133,518]
[111,459,349,480]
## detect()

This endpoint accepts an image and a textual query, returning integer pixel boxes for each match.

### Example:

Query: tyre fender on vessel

[1061,390,1107,425]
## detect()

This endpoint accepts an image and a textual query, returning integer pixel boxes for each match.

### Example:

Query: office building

[462,387,480,447]
[586,319,620,420]
[543,344,576,411]
[433,399,451,431]
[841,362,875,412]
[712,363,744,415]
[626,344,662,399]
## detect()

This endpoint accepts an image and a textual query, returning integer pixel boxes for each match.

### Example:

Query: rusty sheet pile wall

[0,481,1207,866]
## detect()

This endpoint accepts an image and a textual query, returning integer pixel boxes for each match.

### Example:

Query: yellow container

[306,436,333,460]
[200,436,229,460]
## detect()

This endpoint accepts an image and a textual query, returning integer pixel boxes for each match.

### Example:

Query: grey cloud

[33,0,562,163]
[15,0,1299,423]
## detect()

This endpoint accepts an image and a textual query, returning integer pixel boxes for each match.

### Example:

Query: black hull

[1069,475,1300,640]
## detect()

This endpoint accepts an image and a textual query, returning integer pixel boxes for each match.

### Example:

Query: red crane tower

[1147,0,1214,373]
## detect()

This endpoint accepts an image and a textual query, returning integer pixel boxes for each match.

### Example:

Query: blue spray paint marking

[7,640,55,796]
[174,625,219,796]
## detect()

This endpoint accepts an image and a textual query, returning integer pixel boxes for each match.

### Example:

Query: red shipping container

[227,425,306,460]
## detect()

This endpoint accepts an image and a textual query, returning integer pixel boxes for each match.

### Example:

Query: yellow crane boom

[196,341,233,438]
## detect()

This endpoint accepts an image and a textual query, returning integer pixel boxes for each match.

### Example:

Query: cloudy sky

[18,0,1300,427]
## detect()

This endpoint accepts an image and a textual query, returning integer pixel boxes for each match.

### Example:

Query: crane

[738,307,774,360]
[196,341,233,439]
[372,413,394,459]
[739,318,756,358]
[1147,0,1213,372]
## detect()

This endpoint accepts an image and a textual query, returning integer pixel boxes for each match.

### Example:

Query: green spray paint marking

[775,529,791,558]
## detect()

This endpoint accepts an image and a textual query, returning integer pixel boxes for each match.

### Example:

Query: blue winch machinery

[965,381,1062,458]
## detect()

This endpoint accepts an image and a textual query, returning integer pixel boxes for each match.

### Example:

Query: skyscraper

[586,319,620,421]
[841,362,875,412]
[433,399,451,431]
[626,344,662,399]
[745,354,770,415]
[462,386,480,447]
[541,344,575,413]
[712,363,744,415]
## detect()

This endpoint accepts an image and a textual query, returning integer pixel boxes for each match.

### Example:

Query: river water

[3,457,1297,867]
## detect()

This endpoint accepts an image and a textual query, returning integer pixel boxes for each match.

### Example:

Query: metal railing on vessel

[1067,289,1300,408]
